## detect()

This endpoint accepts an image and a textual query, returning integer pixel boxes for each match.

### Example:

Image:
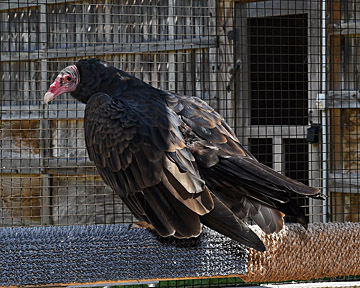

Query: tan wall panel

[0,174,41,225]
[51,175,133,225]
[0,120,41,159]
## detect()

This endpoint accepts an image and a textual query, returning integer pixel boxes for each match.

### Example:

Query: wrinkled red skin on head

[44,65,79,104]
[48,76,62,93]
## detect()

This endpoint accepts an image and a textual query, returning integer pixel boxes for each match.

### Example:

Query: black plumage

[45,58,323,252]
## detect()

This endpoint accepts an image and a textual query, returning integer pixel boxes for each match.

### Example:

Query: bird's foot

[130,221,155,230]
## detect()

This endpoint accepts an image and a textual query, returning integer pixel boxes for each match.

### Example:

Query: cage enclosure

[0,0,360,287]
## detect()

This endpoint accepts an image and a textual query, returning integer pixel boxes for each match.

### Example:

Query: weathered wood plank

[1,36,217,62]
[0,9,9,54]
[217,0,235,128]
[328,0,360,224]
[330,191,360,222]
[328,21,360,36]
[1,103,86,120]
[0,60,41,105]
[329,37,342,91]
[327,90,360,108]
[0,119,41,159]
[0,62,10,106]
[45,159,96,176]
[51,119,88,159]
[1,159,95,175]
[343,37,359,90]
[328,0,342,90]
[235,0,262,2]
[340,109,360,173]
[150,53,159,88]
[329,172,360,194]
[0,0,235,11]
[1,159,44,174]
[39,5,51,225]
[307,0,323,223]
[0,0,78,11]
[245,126,308,138]
[208,0,218,110]
[167,0,176,92]
[0,174,41,226]
[202,49,211,101]
[330,108,343,172]
[234,2,249,146]
[0,5,40,52]
[0,174,132,226]
[194,48,203,99]
[175,52,184,94]
[328,0,343,176]
[185,50,195,95]
[247,0,308,18]
[308,4,322,122]
[51,175,133,225]
[272,137,284,174]
[0,120,306,175]
[158,52,168,91]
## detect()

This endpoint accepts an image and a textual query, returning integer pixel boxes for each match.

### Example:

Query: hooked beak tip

[44,92,55,105]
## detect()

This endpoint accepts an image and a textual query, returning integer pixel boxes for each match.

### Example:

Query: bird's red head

[44,65,80,104]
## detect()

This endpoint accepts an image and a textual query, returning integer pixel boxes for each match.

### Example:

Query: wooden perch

[0,225,247,287]
[0,222,359,287]
[243,222,360,283]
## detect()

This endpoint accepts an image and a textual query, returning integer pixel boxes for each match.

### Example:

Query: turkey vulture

[44,58,322,251]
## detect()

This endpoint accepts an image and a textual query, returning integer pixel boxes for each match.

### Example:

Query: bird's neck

[71,68,151,104]
[71,71,122,104]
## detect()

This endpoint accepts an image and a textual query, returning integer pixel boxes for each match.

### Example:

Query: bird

[44,58,323,251]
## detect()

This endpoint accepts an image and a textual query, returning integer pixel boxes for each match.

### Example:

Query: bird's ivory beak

[44,92,55,105]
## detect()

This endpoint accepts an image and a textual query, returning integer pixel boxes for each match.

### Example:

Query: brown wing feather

[84,91,214,239]
[164,91,322,233]
[79,61,322,249]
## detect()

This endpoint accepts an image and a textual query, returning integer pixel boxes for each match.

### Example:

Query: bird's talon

[131,221,155,230]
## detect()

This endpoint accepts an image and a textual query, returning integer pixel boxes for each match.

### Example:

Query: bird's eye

[66,76,72,81]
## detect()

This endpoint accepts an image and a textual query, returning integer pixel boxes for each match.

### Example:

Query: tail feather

[124,193,175,237]
[235,198,284,234]
[198,155,322,233]
[143,184,202,238]
[227,157,321,197]
[275,199,308,228]
[200,192,266,252]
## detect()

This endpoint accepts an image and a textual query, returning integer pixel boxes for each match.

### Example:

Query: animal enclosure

[0,0,360,286]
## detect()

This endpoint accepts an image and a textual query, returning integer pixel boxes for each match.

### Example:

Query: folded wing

[165,92,322,234]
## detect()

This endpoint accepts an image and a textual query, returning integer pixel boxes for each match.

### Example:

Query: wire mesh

[0,0,360,286]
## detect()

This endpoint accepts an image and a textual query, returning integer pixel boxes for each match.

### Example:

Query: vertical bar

[217,0,235,128]
[321,0,328,223]
[308,1,324,223]
[168,0,176,92]
[104,0,112,44]
[234,1,249,146]
[273,137,284,173]
[39,4,51,225]
[208,0,218,110]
